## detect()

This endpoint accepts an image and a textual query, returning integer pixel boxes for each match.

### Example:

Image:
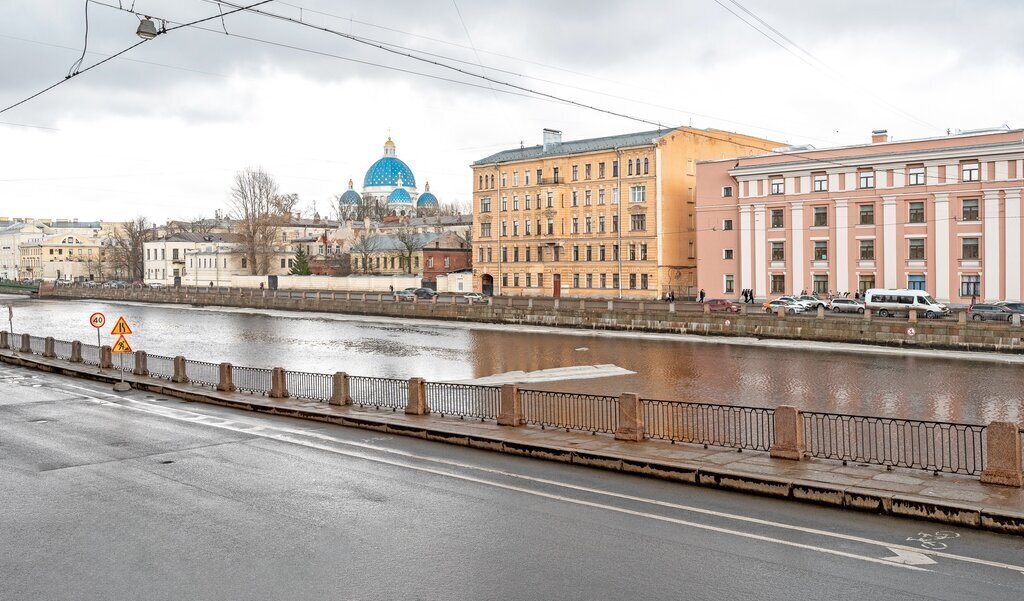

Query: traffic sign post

[109,316,134,392]
[89,312,106,373]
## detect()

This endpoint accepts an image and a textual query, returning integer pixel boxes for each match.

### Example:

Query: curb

[3,350,1022,535]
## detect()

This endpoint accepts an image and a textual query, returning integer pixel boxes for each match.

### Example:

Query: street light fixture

[136,17,159,40]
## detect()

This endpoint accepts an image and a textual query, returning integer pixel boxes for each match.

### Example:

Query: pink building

[696,127,1024,304]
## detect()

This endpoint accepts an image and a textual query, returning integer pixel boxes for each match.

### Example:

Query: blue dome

[417,191,438,207]
[364,156,416,188]
[387,187,412,203]
[339,189,361,205]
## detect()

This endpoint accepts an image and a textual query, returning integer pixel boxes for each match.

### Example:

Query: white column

[834,199,849,293]
[933,193,950,303]
[739,205,753,293]
[1006,189,1021,302]
[790,202,804,294]
[753,203,767,297]
[984,190,1001,300]
[882,196,897,288]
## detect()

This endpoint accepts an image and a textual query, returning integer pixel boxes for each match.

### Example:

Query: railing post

[670,301,677,313]
[172,356,189,383]
[769,405,804,460]
[607,300,614,311]
[776,306,785,318]
[217,362,234,392]
[20,333,31,353]
[980,422,1023,487]
[0,331,7,349]
[405,377,428,415]
[704,303,711,315]
[100,345,113,369]
[908,308,918,323]
[553,298,559,310]
[133,350,148,376]
[70,341,82,363]
[816,306,825,319]
[43,336,55,358]
[958,311,967,324]
[638,301,645,313]
[497,384,522,426]
[863,308,872,322]
[614,392,644,442]
[1014,313,1022,327]
[330,371,350,406]
[270,367,289,398]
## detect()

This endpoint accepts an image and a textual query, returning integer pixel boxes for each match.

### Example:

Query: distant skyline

[3,0,1024,222]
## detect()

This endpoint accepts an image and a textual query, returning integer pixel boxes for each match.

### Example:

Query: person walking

[698,289,706,303]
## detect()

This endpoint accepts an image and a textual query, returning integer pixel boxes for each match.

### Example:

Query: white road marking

[56,380,1024,575]
[885,548,938,566]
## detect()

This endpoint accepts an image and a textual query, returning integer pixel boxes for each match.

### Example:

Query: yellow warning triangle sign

[111,335,133,354]
[110,316,133,335]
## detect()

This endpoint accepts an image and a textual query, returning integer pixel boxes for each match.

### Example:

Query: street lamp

[136,17,160,40]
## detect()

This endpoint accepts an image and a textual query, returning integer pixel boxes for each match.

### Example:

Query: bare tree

[226,167,297,275]
[350,230,383,274]
[109,217,153,281]
[393,227,424,274]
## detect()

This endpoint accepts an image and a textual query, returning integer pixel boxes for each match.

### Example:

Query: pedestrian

[259,282,264,290]
[699,288,706,303]
[389,285,394,293]
[209,281,213,287]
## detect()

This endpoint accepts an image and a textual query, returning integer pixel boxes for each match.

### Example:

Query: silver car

[830,298,865,314]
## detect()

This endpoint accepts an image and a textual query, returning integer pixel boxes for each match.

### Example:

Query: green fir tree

[289,247,312,275]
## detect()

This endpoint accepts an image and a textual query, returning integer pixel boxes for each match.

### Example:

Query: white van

[863,288,950,318]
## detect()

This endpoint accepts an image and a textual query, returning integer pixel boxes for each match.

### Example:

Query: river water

[4,295,1022,425]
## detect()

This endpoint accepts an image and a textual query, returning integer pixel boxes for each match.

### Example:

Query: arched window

[643,158,649,175]
[627,160,633,175]
[479,175,483,189]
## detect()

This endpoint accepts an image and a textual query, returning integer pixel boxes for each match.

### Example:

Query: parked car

[395,290,416,301]
[863,288,949,318]
[967,304,1012,321]
[829,298,865,314]
[763,295,810,310]
[414,287,438,299]
[796,295,828,309]
[998,302,1024,315]
[149,282,165,289]
[704,299,740,313]
[463,292,484,301]
[764,300,805,315]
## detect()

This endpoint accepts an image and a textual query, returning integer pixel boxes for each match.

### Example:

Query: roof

[365,156,417,188]
[351,232,443,252]
[387,187,413,203]
[472,128,673,165]
[160,232,243,243]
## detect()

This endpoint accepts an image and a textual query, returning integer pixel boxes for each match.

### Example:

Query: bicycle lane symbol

[907,530,959,550]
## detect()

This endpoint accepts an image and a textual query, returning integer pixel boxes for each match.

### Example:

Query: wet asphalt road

[1,364,1023,601]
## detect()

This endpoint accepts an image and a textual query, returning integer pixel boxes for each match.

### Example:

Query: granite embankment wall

[44,286,1024,353]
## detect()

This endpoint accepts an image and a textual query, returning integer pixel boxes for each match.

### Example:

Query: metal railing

[425,382,500,420]
[232,365,271,395]
[285,370,332,402]
[28,335,46,354]
[185,359,220,388]
[111,351,135,372]
[642,399,774,451]
[80,343,101,366]
[147,354,176,380]
[802,412,987,475]
[53,339,74,360]
[348,375,408,410]
[520,389,618,434]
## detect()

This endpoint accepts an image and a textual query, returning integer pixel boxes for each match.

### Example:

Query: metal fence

[520,389,619,434]
[425,382,500,420]
[348,375,408,410]
[111,351,135,372]
[802,412,987,475]
[642,399,775,451]
[285,370,332,402]
[186,359,220,388]
[232,365,271,395]
[53,339,74,360]
[80,343,101,366]
[148,354,176,380]
[29,335,46,355]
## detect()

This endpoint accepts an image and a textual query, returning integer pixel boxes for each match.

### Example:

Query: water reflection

[4,295,1023,425]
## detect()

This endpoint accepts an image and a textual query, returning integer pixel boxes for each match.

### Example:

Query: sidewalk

[3,348,1022,535]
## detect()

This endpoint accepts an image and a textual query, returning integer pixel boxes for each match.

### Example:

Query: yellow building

[20,233,110,281]
[470,127,780,298]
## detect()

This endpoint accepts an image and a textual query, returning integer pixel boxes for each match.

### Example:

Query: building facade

[350,231,470,282]
[696,127,1024,304]
[471,127,779,298]
[0,218,116,280]
[19,232,110,281]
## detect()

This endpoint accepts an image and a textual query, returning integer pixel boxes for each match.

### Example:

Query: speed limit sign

[89,312,106,329]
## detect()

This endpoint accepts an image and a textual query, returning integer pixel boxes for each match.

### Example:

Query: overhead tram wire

[0,0,273,116]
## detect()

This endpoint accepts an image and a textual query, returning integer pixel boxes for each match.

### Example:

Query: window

[960,275,981,296]
[172,248,179,260]
[859,170,875,189]
[525,171,530,186]
[908,275,926,290]
[546,192,553,208]
[722,274,734,294]
[585,216,592,233]
[813,173,828,192]
[536,169,542,183]
[962,163,980,182]
[427,257,435,269]
[478,175,483,190]
[628,244,636,261]
[641,274,649,289]
[770,209,784,229]
[613,244,619,261]
[598,215,606,233]
[908,238,925,260]
[813,240,828,261]
[513,196,519,210]
[859,204,874,225]
[813,274,829,294]
[629,273,637,289]
[512,221,519,236]
[860,239,875,260]
[572,165,579,181]
[480,198,491,212]
[723,219,733,231]
[643,158,649,175]
[628,160,633,176]
[722,186,733,197]
[629,185,646,202]
[572,246,579,261]
[571,217,579,234]
[585,164,592,180]
[770,178,784,195]
[585,273,592,288]
[242,257,248,268]
[598,189,606,205]
[859,275,875,292]
[724,248,734,260]
[526,273,531,287]
[525,220,532,235]
[612,160,619,177]
[771,274,785,294]
[501,247,507,263]
[513,247,519,262]
[501,196,508,211]
[599,162,605,178]
[612,187,619,204]
[585,190,592,206]
[599,245,606,261]
[547,219,554,235]
[771,241,785,261]
[630,214,646,231]
[571,191,578,207]
[640,243,648,260]
[813,206,828,227]
[962,198,979,221]
[501,173,507,187]
[908,166,925,185]
[501,221,507,236]
[525,247,531,262]
[585,246,592,261]
[525,195,532,210]
[612,215,619,232]
[513,172,519,186]
[962,237,979,259]
[908,201,925,223]
[480,223,492,237]
[552,167,559,182]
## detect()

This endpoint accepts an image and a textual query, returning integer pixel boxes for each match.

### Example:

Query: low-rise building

[19,233,110,281]
[350,231,470,283]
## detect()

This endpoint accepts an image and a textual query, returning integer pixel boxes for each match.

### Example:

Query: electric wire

[66,0,90,77]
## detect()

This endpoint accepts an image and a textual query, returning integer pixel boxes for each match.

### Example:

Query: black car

[967,304,1012,321]
[414,288,438,299]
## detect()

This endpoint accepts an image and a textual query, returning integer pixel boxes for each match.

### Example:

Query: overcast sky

[2,0,1023,223]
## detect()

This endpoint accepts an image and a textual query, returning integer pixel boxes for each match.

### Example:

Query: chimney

[542,128,562,151]
[871,129,890,144]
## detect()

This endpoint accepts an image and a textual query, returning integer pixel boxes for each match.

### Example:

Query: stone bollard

[70,341,82,363]
[133,350,148,376]
[863,308,872,322]
[100,345,113,369]
[738,304,747,316]
[980,422,1023,487]
[0,330,7,349]
[908,309,918,323]
[579,299,586,310]
[432,295,438,304]
[553,298,559,310]
[608,300,614,312]
[217,362,234,392]
[776,306,785,318]
[497,384,522,426]
[816,306,825,319]
[703,303,711,314]
[405,377,428,415]
[614,392,644,442]
[362,292,367,302]
[638,302,645,313]
[769,405,804,460]
[330,372,350,406]
[528,298,534,309]
[346,291,351,301]
[332,292,337,301]
[43,336,55,358]
[172,356,188,383]
[958,311,967,324]
[270,367,288,398]
[20,333,31,353]
[487,297,494,306]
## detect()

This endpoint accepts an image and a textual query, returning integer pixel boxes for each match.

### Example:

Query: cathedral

[339,136,439,218]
